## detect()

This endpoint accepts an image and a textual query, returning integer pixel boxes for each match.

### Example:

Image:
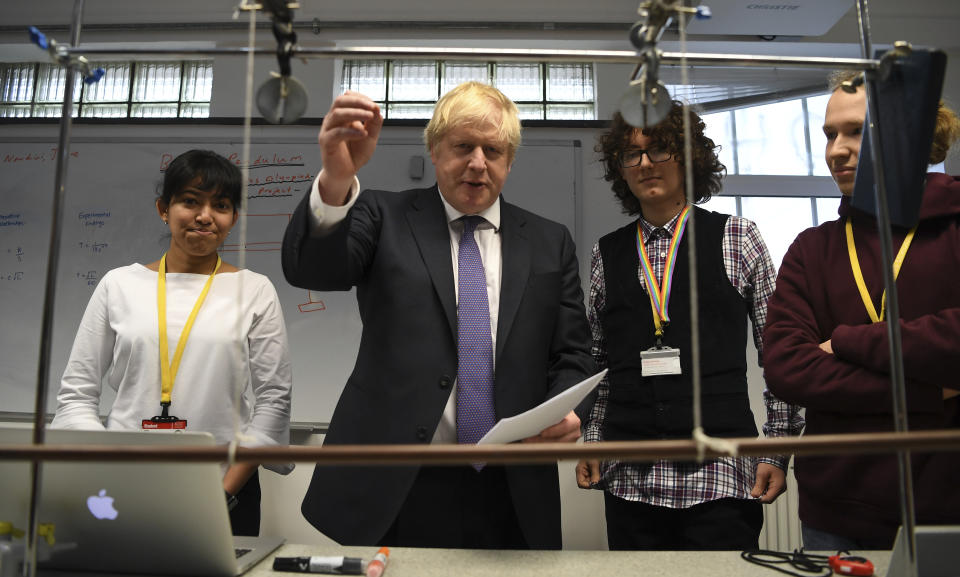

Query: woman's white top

[52,264,293,472]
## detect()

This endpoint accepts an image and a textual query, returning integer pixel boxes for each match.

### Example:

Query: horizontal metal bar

[0,21,631,35]
[64,44,879,70]
[662,51,875,71]
[237,2,300,11]
[1,429,957,467]
[309,20,633,32]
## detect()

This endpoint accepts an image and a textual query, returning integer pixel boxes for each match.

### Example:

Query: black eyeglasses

[619,148,673,167]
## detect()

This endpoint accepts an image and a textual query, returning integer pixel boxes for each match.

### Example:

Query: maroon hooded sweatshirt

[764,172,960,547]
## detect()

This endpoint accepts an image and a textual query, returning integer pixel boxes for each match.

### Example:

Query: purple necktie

[456,215,496,452]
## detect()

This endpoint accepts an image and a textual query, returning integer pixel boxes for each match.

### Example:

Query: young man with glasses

[576,105,803,550]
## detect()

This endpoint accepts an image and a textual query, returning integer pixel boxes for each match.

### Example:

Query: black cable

[740,549,833,577]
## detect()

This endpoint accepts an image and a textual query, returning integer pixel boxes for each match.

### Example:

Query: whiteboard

[0,131,580,424]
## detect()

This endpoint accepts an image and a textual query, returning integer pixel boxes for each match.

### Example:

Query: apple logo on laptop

[86,489,118,520]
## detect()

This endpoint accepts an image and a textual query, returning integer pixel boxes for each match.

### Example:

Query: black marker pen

[273,556,366,575]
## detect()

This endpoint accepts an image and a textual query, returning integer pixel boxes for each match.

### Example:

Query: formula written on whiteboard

[75,270,99,287]
[5,247,24,262]
[77,241,109,254]
[78,210,111,228]
[0,213,25,228]
[0,271,24,281]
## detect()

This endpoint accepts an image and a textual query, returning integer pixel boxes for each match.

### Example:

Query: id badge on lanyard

[641,346,682,376]
[636,207,688,378]
[143,253,220,430]
[142,412,188,430]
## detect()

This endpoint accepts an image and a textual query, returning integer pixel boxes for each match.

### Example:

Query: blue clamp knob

[29,26,49,50]
[696,6,712,19]
[83,68,106,85]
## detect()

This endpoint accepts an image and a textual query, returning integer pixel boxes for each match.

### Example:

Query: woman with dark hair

[576,105,803,550]
[52,149,293,536]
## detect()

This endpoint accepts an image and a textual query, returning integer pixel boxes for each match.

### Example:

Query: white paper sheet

[477,369,608,445]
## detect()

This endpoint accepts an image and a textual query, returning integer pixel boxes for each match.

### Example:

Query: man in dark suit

[282,82,595,550]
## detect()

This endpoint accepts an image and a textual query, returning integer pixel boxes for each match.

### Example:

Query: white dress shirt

[308,176,502,443]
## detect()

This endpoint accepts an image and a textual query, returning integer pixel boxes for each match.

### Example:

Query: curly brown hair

[596,102,725,216]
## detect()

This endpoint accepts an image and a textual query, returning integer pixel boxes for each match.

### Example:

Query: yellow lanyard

[157,253,221,406]
[845,217,916,323]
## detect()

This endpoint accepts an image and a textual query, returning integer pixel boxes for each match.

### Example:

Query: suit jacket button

[416,426,429,440]
[439,375,451,389]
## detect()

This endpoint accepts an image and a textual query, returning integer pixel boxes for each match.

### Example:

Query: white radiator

[759,461,803,551]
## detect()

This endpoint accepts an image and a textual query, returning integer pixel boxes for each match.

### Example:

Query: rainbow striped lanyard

[635,205,691,343]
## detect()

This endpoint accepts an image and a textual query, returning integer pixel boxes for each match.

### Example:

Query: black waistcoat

[598,206,758,441]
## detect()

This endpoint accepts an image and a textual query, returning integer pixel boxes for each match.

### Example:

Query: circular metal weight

[256,75,308,124]
[618,81,672,128]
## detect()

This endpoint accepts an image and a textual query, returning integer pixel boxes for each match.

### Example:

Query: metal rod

[25,3,84,574]
[677,6,705,455]
[856,0,872,60]
[237,1,301,11]
[61,44,878,70]
[856,1,916,574]
[0,19,632,35]
[2,429,958,467]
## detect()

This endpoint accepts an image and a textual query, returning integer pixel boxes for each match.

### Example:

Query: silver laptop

[0,426,283,576]
[887,525,960,577]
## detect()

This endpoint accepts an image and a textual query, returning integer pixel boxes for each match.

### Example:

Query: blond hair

[826,69,960,164]
[827,69,862,93]
[423,81,522,163]
[930,101,960,164]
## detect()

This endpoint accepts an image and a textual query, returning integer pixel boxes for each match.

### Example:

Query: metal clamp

[28,26,104,85]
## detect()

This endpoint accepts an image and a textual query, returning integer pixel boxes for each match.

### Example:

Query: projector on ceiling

[684,0,855,36]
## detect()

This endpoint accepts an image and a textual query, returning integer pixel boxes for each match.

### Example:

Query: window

[805,93,833,177]
[695,92,847,269]
[701,195,737,217]
[700,93,836,177]
[0,60,212,119]
[740,196,814,268]
[700,195,833,270]
[815,196,842,225]
[340,60,595,120]
[733,100,810,176]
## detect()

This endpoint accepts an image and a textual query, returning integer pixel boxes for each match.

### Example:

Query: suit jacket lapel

[496,202,530,362]
[407,186,457,340]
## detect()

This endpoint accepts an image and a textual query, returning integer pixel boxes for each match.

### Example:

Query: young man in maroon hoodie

[763,71,960,550]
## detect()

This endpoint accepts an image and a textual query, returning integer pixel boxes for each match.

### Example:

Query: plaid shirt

[582,208,804,509]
